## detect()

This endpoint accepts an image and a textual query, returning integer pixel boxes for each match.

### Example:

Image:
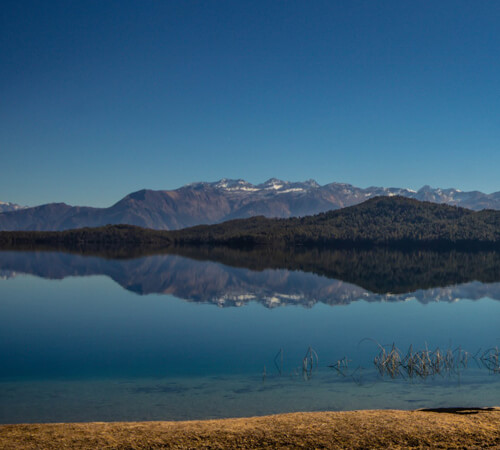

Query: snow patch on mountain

[0,202,26,213]
[276,188,306,194]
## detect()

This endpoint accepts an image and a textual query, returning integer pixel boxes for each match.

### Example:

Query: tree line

[1,196,500,250]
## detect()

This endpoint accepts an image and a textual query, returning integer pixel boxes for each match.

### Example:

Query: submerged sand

[1,408,500,449]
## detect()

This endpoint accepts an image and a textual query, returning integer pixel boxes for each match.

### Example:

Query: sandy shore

[1,408,500,449]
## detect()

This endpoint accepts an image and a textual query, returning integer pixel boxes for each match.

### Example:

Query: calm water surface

[0,250,499,423]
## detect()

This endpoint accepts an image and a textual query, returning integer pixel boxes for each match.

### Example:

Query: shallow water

[0,250,499,423]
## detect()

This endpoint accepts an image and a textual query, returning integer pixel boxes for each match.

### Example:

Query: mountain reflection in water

[1,248,500,307]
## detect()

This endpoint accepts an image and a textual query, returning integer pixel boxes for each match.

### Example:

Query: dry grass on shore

[1,408,500,449]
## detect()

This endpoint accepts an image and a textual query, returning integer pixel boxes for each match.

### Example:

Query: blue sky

[1,0,499,207]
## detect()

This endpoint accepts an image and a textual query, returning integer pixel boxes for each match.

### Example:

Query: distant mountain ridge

[1,178,500,231]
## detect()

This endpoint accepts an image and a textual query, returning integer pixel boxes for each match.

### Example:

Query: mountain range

[3,197,500,251]
[1,178,500,231]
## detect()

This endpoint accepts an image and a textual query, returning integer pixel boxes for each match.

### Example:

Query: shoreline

[1,408,500,449]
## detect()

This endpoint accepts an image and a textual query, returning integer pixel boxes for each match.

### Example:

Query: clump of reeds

[480,347,500,373]
[274,348,284,376]
[266,342,500,384]
[374,343,403,378]
[328,356,351,376]
[372,342,480,380]
[302,346,319,380]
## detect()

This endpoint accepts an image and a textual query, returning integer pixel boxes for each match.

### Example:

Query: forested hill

[168,196,500,248]
[1,197,500,249]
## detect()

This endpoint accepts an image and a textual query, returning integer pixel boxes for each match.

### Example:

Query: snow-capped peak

[303,179,320,188]
[259,178,287,190]
[0,201,26,212]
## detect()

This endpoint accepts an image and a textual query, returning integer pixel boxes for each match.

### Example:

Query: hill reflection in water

[1,247,500,307]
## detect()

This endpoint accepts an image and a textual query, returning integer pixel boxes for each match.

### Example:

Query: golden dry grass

[1,408,500,449]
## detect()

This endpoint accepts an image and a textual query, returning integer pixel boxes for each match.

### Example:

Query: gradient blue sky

[1,0,499,207]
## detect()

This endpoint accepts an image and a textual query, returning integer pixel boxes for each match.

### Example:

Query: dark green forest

[1,197,500,250]
[167,197,500,248]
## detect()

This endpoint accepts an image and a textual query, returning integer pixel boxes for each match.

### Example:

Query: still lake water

[0,249,499,423]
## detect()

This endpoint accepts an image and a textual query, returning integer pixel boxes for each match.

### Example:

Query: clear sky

[1,0,499,207]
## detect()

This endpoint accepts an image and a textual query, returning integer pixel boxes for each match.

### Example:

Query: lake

[0,248,499,423]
